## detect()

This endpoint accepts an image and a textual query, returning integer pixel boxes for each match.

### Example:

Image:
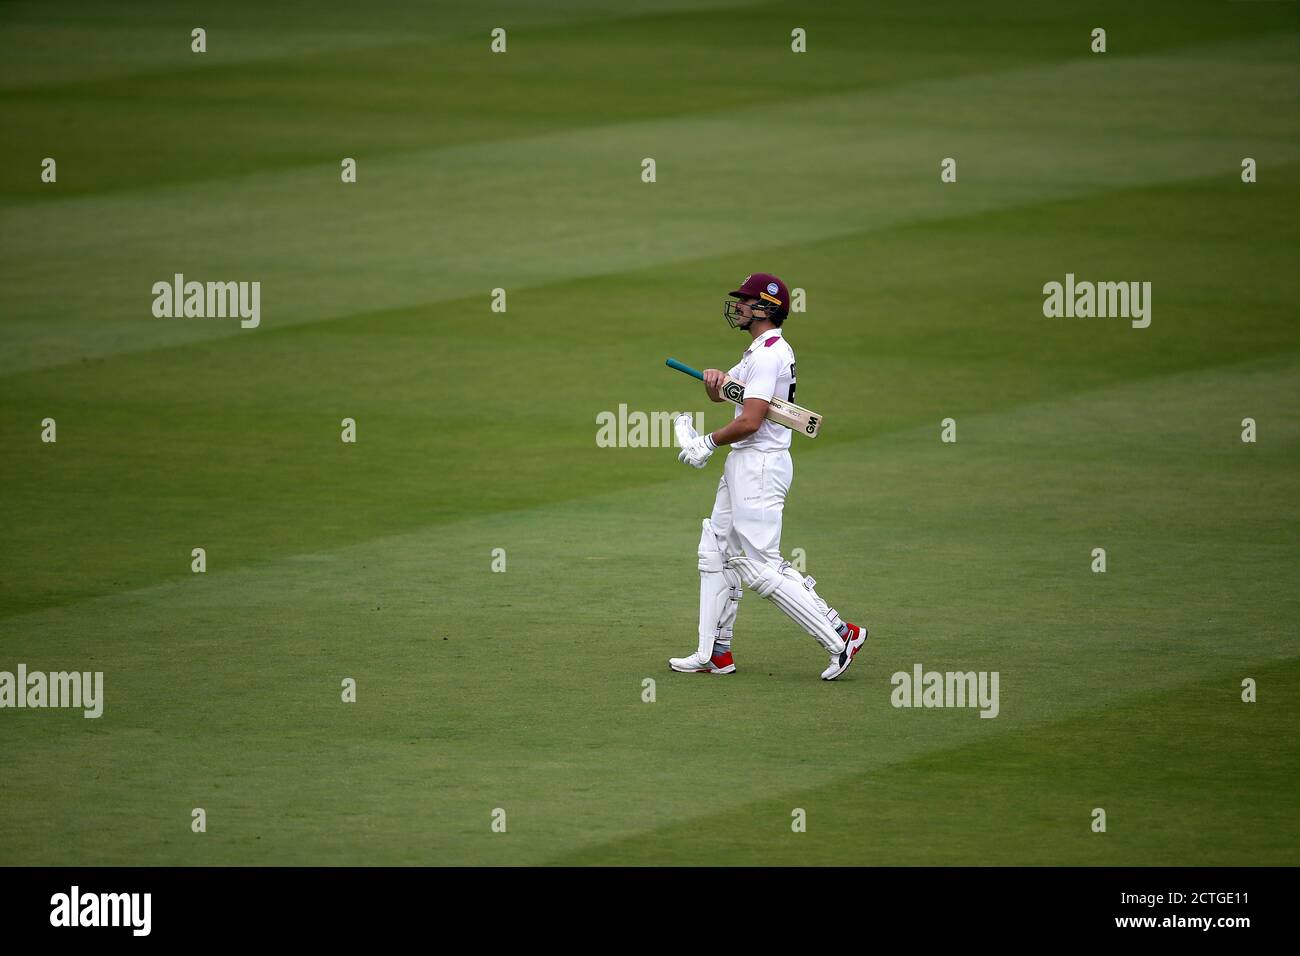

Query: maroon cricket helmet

[725,272,790,328]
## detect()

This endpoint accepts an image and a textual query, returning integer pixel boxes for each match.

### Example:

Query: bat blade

[765,394,823,437]
[720,375,822,437]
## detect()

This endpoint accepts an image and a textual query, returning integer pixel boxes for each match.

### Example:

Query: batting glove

[678,433,716,469]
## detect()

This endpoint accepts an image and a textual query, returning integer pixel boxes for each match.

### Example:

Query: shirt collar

[745,326,783,352]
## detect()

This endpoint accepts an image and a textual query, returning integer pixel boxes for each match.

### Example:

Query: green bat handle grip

[665,358,704,381]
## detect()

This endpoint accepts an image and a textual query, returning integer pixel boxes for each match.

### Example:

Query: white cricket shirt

[726,327,796,452]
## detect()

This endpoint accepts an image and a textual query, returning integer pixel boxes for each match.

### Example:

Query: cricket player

[670,273,868,680]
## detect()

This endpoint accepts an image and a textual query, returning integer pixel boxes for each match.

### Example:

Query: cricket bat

[665,358,823,437]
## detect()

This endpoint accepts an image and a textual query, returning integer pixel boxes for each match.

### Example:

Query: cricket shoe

[668,650,736,675]
[820,623,867,681]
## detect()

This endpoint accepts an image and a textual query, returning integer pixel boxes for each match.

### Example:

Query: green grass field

[1,0,1297,866]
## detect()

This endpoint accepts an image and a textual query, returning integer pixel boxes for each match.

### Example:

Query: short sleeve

[742,347,782,402]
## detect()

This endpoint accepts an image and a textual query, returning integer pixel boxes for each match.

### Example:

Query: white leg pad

[716,572,742,641]
[730,557,845,655]
[697,519,740,658]
[780,564,845,632]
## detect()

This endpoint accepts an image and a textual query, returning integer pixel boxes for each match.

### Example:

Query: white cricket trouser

[710,447,791,566]
[695,448,846,657]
